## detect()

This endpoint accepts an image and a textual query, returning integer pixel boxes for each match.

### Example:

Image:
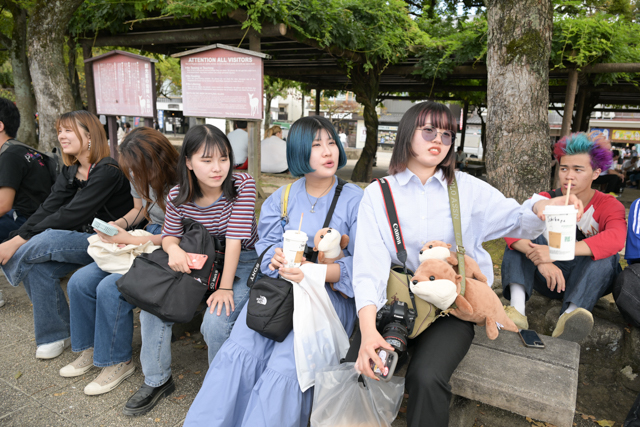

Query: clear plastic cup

[543,205,578,261]
[282,230,308,268]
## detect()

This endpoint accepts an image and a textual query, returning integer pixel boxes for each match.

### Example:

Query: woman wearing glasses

[350,101,582,426]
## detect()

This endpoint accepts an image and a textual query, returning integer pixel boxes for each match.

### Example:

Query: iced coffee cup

[543,205,578,261]
[282,230,308,268]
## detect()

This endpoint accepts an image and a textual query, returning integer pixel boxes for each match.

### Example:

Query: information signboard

[85,50,157,118]
[173,44,269,120]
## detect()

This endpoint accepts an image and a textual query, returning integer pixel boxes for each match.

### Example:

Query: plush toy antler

[410,259,517,340]
[313,228,349,298]
[419,240,487,283]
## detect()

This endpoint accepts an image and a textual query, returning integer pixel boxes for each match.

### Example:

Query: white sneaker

[0,289,5,307]
[36,338,70,359]
[84,361,135,395]
[60,348,95,377]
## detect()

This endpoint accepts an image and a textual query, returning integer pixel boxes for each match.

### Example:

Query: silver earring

[88,142,91,150]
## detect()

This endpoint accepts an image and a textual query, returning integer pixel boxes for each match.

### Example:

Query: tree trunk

[349,63,381,183]
[264,93,274,133]
[8,8,38,147]
[486,0,553,203]
[67,37,83,111]
[27,0,85,152]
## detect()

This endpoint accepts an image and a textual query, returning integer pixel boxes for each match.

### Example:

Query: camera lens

[382,322,408,357]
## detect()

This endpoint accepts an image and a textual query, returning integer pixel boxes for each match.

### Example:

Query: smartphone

[519,329,545,348]
[186,253,208,270]
[91,218,118,236]
[370,348,398,381]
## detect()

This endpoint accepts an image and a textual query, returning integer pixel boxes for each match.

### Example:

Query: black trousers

[593,174,623,193]
[345,315,475,427]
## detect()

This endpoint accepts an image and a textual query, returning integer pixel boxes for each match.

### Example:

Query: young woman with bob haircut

[0,110,133,360]
[184,115,364,427]
[63,127,179,396]
[350,101,583,426]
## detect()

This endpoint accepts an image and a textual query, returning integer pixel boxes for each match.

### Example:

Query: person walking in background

[261,125,288,174]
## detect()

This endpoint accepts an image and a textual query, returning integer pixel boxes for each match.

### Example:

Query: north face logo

[257,296,267,305]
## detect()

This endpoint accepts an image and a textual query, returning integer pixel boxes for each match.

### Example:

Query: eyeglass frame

[417,126,456,146]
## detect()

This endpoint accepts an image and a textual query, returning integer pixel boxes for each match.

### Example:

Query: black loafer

[123,376,175,416]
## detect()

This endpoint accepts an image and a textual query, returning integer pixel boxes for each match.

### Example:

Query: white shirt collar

[395,167,448,190]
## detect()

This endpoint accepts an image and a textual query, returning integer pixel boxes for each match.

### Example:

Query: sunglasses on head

[418,126,455,146]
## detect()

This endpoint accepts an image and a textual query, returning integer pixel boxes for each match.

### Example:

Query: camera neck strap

[376,176,466,299]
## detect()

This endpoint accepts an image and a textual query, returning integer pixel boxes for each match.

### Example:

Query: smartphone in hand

[92,218,118,236]
[519,329,545,348]
[186,253,208,270]
[370,348,398,381]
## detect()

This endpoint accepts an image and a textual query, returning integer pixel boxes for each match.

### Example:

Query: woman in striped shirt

[122,124,258,417]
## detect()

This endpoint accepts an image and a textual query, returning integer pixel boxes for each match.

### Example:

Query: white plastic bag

[87,230,160,275]
[293,263,350,392]
[310,362,405,427]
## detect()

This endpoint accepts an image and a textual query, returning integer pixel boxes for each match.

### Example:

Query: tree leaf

[596,420,615,427]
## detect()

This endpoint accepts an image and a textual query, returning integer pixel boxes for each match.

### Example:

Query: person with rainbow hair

[501,132,626,343]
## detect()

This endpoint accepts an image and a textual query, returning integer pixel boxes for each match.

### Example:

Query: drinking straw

[298,212,304,233]
[565,179,572,206]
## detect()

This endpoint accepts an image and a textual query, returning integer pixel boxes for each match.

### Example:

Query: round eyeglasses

[418,126,455,146]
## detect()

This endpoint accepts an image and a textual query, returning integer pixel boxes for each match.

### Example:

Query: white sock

[564,303,578,315]
[509,283,526,316]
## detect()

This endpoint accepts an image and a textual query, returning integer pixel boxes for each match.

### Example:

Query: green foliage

[264,76,297,101]
[551,11,640,84]
[415,12,487,80]
[155,56,181,97]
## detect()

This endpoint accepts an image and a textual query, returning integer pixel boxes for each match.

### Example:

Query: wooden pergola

[80,10,640,180]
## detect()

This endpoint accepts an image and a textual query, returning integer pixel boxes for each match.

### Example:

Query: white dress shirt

[227,128,248,165]
[352,168,547,313]
[260,136,288,173]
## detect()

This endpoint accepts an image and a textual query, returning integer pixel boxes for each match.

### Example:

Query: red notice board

[173,44,269,120]
[85,50,157,118]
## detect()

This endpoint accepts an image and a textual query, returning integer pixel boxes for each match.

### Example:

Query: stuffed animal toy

[313,228,349,298]
[419,240,488,283]
[410,258,518,339]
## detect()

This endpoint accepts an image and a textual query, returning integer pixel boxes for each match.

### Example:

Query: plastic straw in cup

[565,179,571,206]
[298,213,304,233]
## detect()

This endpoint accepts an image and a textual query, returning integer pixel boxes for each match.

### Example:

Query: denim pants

[1,229,94,345]
[139,249,257,387]
[67,224,162,367]
[0,210,27,243]
[501,235,620,313]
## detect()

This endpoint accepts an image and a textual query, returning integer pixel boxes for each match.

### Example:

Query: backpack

[0,139,62,183]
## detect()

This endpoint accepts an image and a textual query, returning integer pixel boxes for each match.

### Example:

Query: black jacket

[10,157,133,240]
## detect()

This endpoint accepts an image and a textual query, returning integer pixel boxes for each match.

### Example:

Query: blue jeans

[0,210,27,243]
[501,235,620,313]
[67,224,162,367]
[1,229,95,345]
[139,249,257,387]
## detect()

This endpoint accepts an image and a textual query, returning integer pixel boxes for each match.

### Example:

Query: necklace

[305,177,334,213]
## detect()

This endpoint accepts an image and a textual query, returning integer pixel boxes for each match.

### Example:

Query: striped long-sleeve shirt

[162,173,258,250]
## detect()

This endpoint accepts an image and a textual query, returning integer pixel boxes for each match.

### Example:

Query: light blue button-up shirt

[352,168,547,313]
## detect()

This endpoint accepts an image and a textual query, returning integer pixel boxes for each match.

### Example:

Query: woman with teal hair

[184,116,364,427]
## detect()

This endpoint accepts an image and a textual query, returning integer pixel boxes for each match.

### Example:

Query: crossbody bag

[246,178,347,342]
[377,176,467,338]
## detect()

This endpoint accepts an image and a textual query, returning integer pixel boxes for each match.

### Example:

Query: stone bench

[448,327,580,427]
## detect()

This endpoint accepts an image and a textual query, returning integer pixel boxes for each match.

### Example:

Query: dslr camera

[375,300,416,359]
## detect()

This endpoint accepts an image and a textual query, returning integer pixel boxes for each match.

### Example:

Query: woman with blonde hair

[0,110,133,360]
[261,125,288,174]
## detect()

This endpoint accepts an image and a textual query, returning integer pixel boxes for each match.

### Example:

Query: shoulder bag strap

[447,177,466,297]
[247,245,273,288]
[280,183,293,229]
[376,178,418,315]
[307,177,347,263]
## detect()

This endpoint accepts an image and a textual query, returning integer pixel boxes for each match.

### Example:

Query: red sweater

[504,190,626,260]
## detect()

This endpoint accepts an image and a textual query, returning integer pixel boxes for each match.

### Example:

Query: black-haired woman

[351,101,582,426]
[123,124,258,416]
